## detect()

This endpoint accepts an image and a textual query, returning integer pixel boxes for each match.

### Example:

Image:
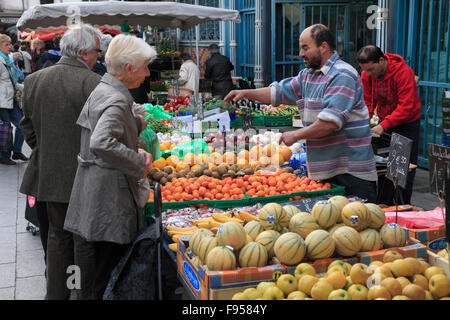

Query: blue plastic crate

[280,151,307,175]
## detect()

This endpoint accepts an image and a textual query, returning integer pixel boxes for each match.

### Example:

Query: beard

[304,53,322,69]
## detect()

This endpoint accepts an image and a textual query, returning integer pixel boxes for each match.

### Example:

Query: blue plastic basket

[280,151,307,175]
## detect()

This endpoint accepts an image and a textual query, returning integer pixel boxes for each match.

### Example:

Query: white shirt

[19,49,32,74]
[178,60,200,97]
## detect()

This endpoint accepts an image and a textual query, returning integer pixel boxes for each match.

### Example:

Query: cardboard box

[357,239,427,265]
[403,226,447,253]
[177,239,286,300]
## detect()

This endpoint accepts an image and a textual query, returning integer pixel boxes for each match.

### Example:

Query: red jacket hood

[383,53,406,80]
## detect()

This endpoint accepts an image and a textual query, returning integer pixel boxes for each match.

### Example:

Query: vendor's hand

[371,124,384,136]
[224,90,247,106]
[279,131,298,147]
[139,115,148,132]
[139,149,153,178]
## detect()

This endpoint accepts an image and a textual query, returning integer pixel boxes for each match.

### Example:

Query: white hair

[105,34,157,75]
[60,23,103,58]
[100,34,113,55]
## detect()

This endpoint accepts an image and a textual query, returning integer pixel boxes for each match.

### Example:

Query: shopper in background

[30,38,45,72]
[20,24,103,300]
[224,24,378,202]
[19,41,32,77]
[176,53,200,99]
[357,45,421,206]
[0,34,27,165]
[204,44,234,99]
[64,34,155,300]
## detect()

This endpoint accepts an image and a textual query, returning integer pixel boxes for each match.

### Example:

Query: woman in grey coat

[64,34,156,299]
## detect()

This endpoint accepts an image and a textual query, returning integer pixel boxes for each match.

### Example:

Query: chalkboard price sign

[427,143,450,198]
[386,133,413,189]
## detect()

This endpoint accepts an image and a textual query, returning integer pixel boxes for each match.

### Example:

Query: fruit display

[230,252,450,300]
[147,116,174,134]
[259,104,299,116]
[162,94,190,114]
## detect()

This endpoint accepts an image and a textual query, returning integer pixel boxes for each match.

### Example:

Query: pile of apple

[231,250,450,300]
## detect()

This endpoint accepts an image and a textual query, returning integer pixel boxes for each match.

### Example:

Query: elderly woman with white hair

[64,34,156,299]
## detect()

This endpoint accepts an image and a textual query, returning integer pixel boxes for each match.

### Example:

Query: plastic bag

[384,207,446,229]
[143,103,172,121]
[139,126,161,160]
[160,138,211,159]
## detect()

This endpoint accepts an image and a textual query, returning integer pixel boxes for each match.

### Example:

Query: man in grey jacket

[20,24,103,300]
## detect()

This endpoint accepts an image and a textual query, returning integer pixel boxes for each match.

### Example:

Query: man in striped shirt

[224,24,377,202]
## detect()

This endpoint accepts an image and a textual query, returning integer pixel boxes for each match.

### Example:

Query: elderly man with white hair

[20,23,104,300]
[64,34,156,300]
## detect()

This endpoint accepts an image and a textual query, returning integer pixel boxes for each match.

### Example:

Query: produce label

[183,261,200,292]
[349,215,359,227]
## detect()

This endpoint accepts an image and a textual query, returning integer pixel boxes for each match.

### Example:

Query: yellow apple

[383,262,393,271]
[242,288,261,300]
[369,261,384,268]
[374,265,393,278]
[440,297,450,300]
[392,295,409,300]
[390,259,414,277]
[232,292,249,300]
[310,279,334,300]
[256,281,276,296]
[347,284,369,300]
[297,274,319,296]
[411,274,429,290]
[344,276,354,290]
[294,262,316,281]
[383,250,403,262]
[367,273,387,288]
[402,283,426,300]
[262,286,284,300]
[350,263,372,285]
[287,290,307,300]
[417,259,430,274]
[367,285,392,300]
[404,257,423,275]
[276,274,297,296]
[328,260,350,274]
[380,277,403,297]
[424,266,446,280]
[328,289,351,300]
[396,276,411,290]
[326,270,347,289]
[425,290,434,300]
[327,265,348,277]
[429,274,450,298]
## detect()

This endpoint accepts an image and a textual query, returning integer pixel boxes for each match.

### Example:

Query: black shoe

[12,153,29,161]
[0,158,17,165]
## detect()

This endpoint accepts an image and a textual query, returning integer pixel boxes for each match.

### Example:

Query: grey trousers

[45,202,96,300]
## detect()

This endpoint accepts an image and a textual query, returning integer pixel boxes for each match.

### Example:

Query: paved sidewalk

[0,141,441,300]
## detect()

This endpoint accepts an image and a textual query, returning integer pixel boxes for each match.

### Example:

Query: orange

[259,156,271,167]
[159,141,172,151]
[250,161,261,169]
[271,154,285,166]
[166,155,180,167]
[238,150,250,162]
[209,152,223,165]
[263,144,278,157]
[195,153,209,165]
[236,158,249,168]
[223,152,237,164]
[279,147,292,162]
[176,162,190,172]
[191,164,202,171]
[249,145,263,161]
[151,157,166,170]
[183,153,196,165]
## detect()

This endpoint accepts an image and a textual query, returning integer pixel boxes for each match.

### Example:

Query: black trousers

[35,201,49,263]
[325,173,377,203]
[91,241,129,300]
[377,119,420,205]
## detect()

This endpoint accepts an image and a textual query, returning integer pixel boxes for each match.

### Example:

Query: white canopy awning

[16,1,241,32]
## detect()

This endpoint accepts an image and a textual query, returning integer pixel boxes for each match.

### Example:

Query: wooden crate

[426,249,450,279]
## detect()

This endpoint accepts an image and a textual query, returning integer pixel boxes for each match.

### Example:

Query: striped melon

[364,203,386,229]
[258,203,289,232]
[332,226,362,257]
[274,232,307,265]
[328,223,346,236]
[191,255,202,269]
[216,221,247,251]
[283,205,301,221]
[255,230,281,258]
[244,220,265,241]
[206,246,237,271]
[328,195,350,223]
[341,201,370,231]
[311,200,340,229]
[305,229,335,260]
[238,241,269,268]
[380,223,407,248]
[197,236,218,263]
[189,228,214,256]
[359,228,382,251]
[289,213,320,239]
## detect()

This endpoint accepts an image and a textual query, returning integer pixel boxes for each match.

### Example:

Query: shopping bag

[0,120,13,153]
[139,126,161,160]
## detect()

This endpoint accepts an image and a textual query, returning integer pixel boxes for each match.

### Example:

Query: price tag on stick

[386,133,413,189]
[427,143,450,197]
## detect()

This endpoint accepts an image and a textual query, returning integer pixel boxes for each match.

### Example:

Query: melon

[258,203,289,232]
[305,229,335,260]
[216,221,247,251]
[289,213,320,239]
[311,200,340,229]
[197,236,218,263]
[283,205,300,221]
[274,232,307,265]
[364,203,386,229]
[380,223,407,248]
[244,220,265,241]
[341,201,370,231]
[238,241,269,268]
[328,223,346,236]
[255,230,281,258]
[328,195,350,223]
[189,228,214,256]
[359,228,382,251]
[206,246,237,271]
[332,226,362,257]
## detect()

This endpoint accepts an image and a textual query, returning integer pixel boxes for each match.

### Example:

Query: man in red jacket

[358,45,421,206]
